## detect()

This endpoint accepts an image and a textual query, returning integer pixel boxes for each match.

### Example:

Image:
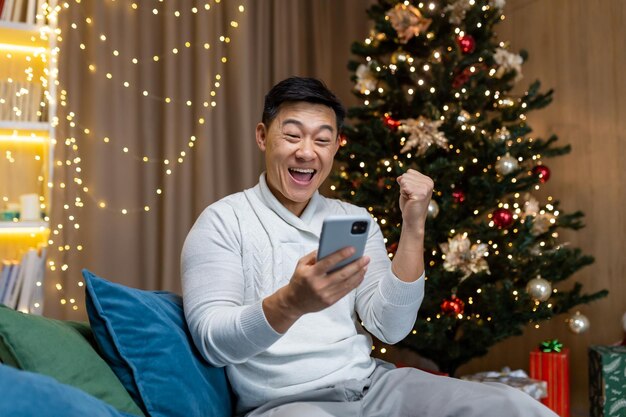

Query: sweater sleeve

[354,212,425,344]
[181,202,282,367]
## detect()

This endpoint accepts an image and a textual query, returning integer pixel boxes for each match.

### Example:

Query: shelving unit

[0,2,57,314]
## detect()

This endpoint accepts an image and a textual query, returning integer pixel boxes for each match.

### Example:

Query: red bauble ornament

[387,242,398,255]
[452,72,470,89]
[339,133,348,147]
[532,165,551,183]
[452,64,487,89]
[452,190,466,203]
[456,34,476,54]
[383,114,401,131]
[492,208,514,228]
[441,295,465,316]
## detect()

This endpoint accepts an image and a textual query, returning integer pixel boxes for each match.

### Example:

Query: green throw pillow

[0,305,144,416]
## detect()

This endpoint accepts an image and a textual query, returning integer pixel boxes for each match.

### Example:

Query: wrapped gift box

[589,345,626,417]
[530,348,570,417]
[461,368,548,400]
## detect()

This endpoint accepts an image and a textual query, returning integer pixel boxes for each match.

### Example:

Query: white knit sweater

[181,174,425,414]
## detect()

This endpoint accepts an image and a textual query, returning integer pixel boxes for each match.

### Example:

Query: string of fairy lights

[37,0,245,311]
[55,0,242,202]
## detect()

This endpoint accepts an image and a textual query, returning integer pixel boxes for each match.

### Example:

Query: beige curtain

[45,0,373,320]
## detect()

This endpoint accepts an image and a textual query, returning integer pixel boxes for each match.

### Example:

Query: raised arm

[391,169,434,282]
[355,169,433,344]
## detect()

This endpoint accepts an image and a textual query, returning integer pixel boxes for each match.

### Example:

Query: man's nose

[295,139,315,160]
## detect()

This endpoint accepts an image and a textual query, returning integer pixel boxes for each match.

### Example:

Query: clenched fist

[396,169,434,229]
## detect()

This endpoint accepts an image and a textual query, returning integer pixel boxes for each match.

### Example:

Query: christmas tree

[332,0,608,376]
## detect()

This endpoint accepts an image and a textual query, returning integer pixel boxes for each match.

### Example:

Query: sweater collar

[255,172,321,233]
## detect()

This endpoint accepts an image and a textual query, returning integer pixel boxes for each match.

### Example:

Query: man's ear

[255,123,268,151]
[331,133,341,156]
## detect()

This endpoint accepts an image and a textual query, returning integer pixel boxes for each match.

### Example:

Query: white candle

[20,193,40,221]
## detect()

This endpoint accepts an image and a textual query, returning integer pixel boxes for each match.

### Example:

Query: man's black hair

[261,77,346,134]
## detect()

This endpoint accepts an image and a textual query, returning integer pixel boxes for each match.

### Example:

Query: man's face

[255,101,340,216]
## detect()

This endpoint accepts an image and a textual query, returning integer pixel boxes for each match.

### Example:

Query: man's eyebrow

[281,118,335,134]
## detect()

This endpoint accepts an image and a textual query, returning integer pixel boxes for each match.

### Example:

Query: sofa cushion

[0,364,139,417]
[83,269,232,417]
[0,304,144,416]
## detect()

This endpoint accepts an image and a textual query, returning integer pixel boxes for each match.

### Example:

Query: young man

[182,77,557,417]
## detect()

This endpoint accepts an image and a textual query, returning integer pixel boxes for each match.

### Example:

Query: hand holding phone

[317,215,370,273]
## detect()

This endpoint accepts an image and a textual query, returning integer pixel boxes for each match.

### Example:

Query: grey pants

[244,361,558,417]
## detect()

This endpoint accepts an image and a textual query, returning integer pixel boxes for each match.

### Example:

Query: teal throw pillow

[82,269,232,417]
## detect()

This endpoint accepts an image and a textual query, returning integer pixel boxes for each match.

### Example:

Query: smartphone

[317,215,371,273]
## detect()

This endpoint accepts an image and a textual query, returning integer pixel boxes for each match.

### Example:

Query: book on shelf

[36,0,46,25]
[28,262,43,314]
[0,261,15,302]
[16,246,45,313]
[10,0,24,22]
[25,0,36,24]
[0,260,20,307]
[1,248,45,313]
[0,0,14,21]
[3,249,32,308]
[1,0,37,24]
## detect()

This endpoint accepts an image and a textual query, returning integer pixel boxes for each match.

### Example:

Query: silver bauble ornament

[457,110,471,123]
[496,153,519,175]
[567,311,590,334]
[526,276,552,302]
[427,199,439,218]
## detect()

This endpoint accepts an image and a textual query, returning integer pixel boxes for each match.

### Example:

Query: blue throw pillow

[0,364,137,417]
[82,269,232,417]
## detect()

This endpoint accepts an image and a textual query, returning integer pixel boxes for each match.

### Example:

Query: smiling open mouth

[288,168,316,183]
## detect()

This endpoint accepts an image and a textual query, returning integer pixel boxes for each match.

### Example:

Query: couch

[0,269,233,417]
